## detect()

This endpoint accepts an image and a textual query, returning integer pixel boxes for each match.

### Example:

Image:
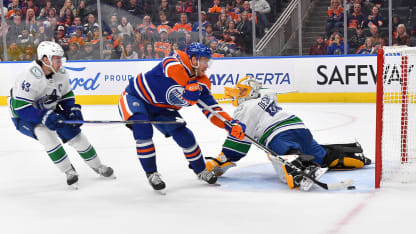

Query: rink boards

[0,54,378,105]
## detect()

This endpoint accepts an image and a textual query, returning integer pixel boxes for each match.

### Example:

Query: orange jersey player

[118,42,245,193]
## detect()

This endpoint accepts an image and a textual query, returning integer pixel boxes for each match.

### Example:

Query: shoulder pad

[29,65,44,79]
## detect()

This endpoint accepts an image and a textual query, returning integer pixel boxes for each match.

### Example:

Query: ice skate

[146,172,166,194]
[93,165,116,179]
[198,169,218,184]
[65,165,79,189]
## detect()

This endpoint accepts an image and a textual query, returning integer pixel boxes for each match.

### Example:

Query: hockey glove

[68,104,83,127]
[183,80,201,105]
[41,110,65,131]
[225,119,246,140]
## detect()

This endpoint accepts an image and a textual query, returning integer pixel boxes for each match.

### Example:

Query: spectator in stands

[250,0,271,31]
[236,10,252,54]
[208,0,224,13]
[392,15,400,36]
[55,25,71,51]
[69,26,86,46]
[209,39,225,57]
[193,11,210,33]
[7,0,21,19]
[22,44,35,61]
[121,42,139,59]
[21,0,38,18]
[215,12,230,33]
[111,0,124,21]
[60,7,74,29]
[172,13,192,32]
[393,24,410,46]
[0,21,9,40]
[16,28,35,47]
[132,31,146,55]
[83,13,99,37]
[125,0,144,25]
[154,27,171,57]
[46,7,57,22]
[90,27,101,47]
[218,30,239,56]
[309,34,327,55]
[80,42,99,60]
[67,41,81,60]
[7,15,25,42]
[182,0,195,13]
[356,36,375,54]
[142,42,159,59]
[174,1,184,18]
[25,8,37,33]
[118,16,135,39]
[136,15,157,37]
[327,33,348,55]
[103,39,120,60]
[373,36,386,53]
[204,24,216,42]
[234,0,244,14]
[348,23,366,52]
[227,20,240,42]
[157,12,173,31]
[354,0,371,16]
[369,24,380,44]
[171,41,179,51]
[45,17,59,39]
[347,3,366,29]
[178,32,193,51]
[225,2,239,21]
[157,0,174,21]
[7,42,22,61]
[33,24,50,45]
[365,6,383,28]
[67,16,83,35]
[39,0,52,19]
[59,0,76,19]
[326,0,344,38]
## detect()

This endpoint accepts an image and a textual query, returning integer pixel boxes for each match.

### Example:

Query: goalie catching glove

[205,153,236,176]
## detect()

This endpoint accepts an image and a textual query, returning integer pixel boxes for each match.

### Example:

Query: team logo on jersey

[166,85,189,106]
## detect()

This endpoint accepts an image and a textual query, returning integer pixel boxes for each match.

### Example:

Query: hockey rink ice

[1,103,415,234]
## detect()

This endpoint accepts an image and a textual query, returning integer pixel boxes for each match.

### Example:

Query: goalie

[205,76,371,190]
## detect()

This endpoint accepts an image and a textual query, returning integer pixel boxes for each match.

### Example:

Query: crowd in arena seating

[310,0,416,55]
[0,0,286,61]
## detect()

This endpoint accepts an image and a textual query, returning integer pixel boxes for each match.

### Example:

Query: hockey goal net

[376,46,416,188]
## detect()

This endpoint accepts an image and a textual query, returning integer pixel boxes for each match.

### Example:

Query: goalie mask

[224,76,262,106]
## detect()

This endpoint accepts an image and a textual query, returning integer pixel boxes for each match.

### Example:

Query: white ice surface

[1,103,415,234]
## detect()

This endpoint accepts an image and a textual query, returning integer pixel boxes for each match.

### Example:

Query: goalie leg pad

[322,143,371,170]
[205,153,236,176]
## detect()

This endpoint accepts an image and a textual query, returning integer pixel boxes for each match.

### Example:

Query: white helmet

[224,76,262,106]
[37,41,65,73]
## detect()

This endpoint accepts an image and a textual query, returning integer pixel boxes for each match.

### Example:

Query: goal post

[376,46,416,188]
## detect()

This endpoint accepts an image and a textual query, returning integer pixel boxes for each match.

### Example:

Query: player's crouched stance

[205,76,371,191]
[8,41,114,188]
[118,42,245,192]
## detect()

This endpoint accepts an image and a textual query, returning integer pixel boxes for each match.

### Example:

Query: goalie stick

[197,100,354,191]
[59,118,185,125]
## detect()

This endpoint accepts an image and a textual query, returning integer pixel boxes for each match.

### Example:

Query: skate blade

[154,189,167,195]
[68,182,79,190]
[101,174,117,180]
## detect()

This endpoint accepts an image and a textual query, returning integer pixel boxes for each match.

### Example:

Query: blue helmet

[186,42,212,60]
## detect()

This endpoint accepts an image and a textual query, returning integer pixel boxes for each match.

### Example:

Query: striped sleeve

[162,58,189,86]
[58,90,76,110]
[221,135,252,162]
[11,96,44,123]
[198,85,232,129]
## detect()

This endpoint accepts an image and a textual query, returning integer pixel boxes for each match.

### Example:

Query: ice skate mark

[313,111,357,132]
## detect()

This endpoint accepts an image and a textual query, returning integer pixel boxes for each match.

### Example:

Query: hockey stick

[197,100,354,190]
[59,118,185,125]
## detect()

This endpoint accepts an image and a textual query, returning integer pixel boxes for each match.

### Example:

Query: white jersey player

[205,76,371,190]
[8,41,114,188]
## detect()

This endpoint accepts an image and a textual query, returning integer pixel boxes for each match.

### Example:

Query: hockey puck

[347,186,356,190]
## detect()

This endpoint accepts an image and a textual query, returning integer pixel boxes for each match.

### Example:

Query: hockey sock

[35,126,72,173]
[183,144,205,174]
[136,139,157,173]
[67,133,102,169]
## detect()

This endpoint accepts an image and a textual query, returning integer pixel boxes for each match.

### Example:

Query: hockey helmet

[224,76,262,106]
[37,41,65,73]
[186,42,212,60]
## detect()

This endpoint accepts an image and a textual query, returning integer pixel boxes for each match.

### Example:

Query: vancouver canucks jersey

[233,92,306,147]
[8,61,75,123]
